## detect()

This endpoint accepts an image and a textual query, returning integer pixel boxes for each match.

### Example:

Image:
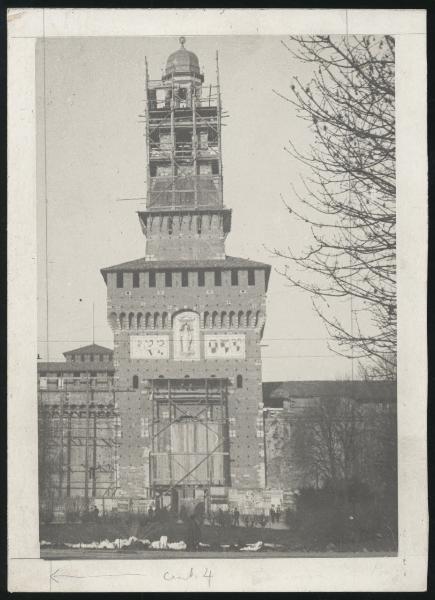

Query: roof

[165,38,200,78]
[101,255,271,274]
[37,362,114,374]
[63,344,114,357]
[262,380,396,405]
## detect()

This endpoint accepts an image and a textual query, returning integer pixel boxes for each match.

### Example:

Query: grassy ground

[40,515,395,553]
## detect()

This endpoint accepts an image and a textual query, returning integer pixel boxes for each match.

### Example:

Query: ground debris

[240,540,263,552]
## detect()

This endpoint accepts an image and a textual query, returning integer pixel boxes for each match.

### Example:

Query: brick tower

[101,38,271,512]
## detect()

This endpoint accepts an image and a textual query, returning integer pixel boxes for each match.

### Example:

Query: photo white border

[7,8,428,592]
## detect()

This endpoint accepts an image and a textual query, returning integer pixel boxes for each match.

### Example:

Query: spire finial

[179,36,186,47]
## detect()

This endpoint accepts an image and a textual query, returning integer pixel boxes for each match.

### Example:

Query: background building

[38,345,118,509]
[263,381,397,495]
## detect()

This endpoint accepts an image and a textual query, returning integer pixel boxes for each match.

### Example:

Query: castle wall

[107,266,268,496]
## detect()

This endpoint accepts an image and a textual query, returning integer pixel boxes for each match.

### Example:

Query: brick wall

[107,266,268,496]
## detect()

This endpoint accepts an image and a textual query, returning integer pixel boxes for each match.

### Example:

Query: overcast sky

[36,35,354,381]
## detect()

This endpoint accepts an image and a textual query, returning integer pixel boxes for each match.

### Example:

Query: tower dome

[164,37,202,80]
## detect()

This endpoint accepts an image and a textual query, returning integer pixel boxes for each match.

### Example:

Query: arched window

[229,311,235,328]
[168,216,173,235]
[128,312,135,329]
[255,310,261,327]
[204,311,210,328]
[109,312,118,330]
[238,310,244,328]
[221,311,227,328]
[212,311,219,328]
[162,312,168,329]
[236,374,243,388]
[137,312,143,329]
[145,312,152,328]
[154,312,161,329]
[132,375,139,389]
[119,313,126,330]
[246,310,252,327]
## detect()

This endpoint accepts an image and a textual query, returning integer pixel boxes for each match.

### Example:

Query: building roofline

[101,255,271,288]
[63,344,114,357]
[262,380,396,403]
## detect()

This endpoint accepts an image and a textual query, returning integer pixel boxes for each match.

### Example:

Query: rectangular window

[181,271,188,287]
[231,269,239,286]
[248,269,255,286]
[99,354,104,362]
[133,272,140,288]
[165,271,172,287]
[149,271,156,287]
[198,270,205,287]
[90,354,94,362]
[214,270,222,286]
[116,272,124,288]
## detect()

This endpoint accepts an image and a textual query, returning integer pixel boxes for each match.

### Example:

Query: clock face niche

[130,335,170,359]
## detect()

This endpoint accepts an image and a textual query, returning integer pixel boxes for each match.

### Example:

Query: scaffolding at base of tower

[148,377,230,513]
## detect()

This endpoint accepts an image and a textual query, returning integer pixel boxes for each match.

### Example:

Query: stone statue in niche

[173,311,200,361]
[180,321,194,355]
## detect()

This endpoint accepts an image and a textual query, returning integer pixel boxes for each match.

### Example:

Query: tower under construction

[100,37,270,512]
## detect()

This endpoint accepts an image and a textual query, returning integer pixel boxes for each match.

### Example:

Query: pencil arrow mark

[50,570,150,584]
[50,569,62,584]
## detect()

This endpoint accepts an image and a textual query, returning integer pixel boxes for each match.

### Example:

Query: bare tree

[273,35,396,379]
[289,397,396,498]
[290,398,364,492]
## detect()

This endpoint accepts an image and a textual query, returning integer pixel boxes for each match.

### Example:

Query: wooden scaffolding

[149,377,230,511]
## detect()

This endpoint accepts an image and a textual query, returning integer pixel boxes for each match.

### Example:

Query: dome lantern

[163,36,203,82]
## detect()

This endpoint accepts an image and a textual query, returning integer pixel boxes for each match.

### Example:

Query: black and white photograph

[7,8,427,592]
